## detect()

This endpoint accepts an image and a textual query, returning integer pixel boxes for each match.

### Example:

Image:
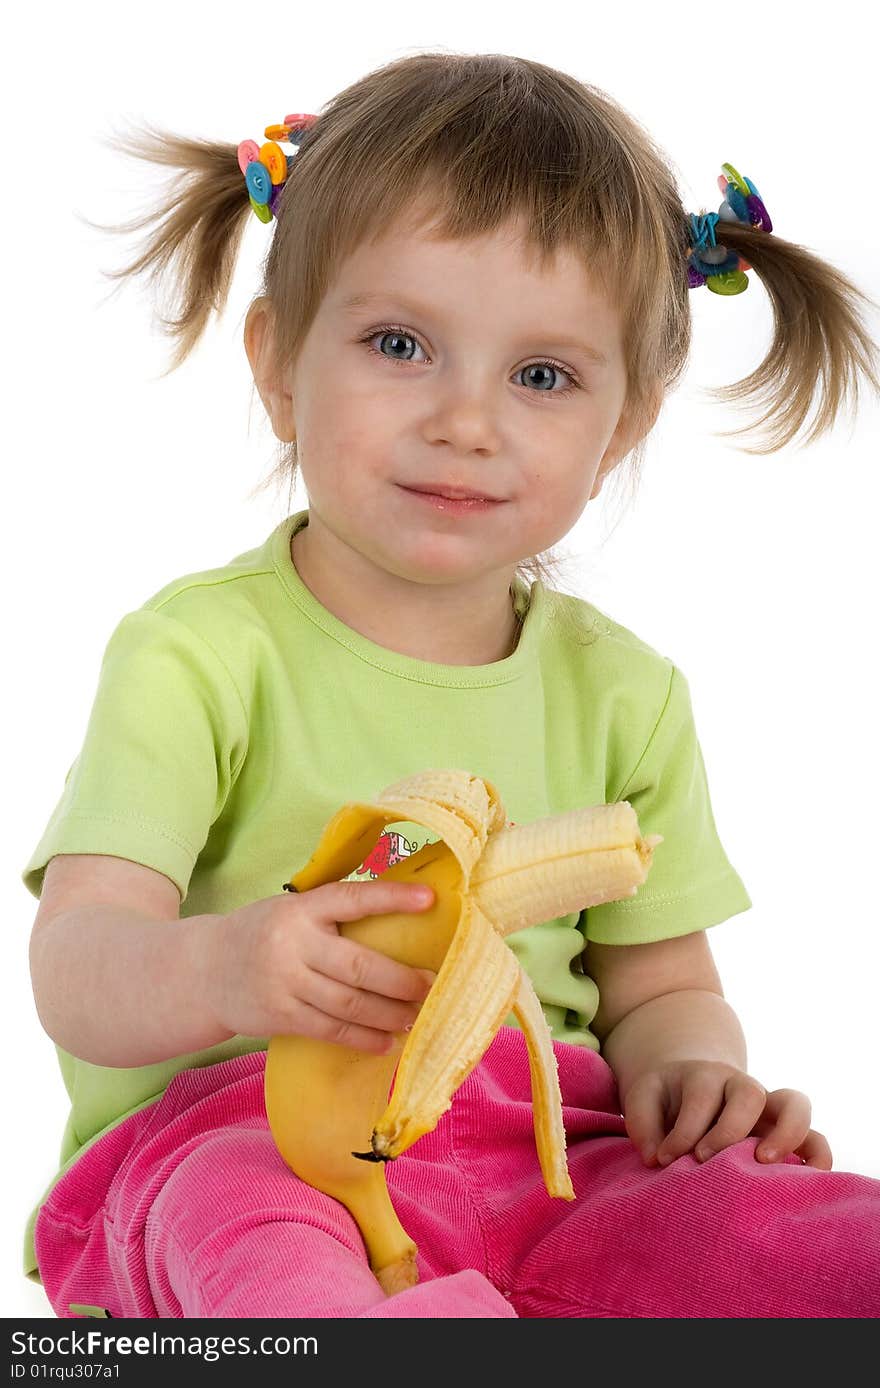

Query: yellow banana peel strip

[377,769,507,841]
[367,892,523,1159]
[510,969,575,1199]
[287,800,404,891]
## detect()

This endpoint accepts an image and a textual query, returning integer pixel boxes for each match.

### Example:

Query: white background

[3,1,878,1318]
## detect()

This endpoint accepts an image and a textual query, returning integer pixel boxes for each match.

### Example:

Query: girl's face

[270,207,642,589]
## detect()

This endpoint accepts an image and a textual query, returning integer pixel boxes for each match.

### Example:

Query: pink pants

[34,1026,880,1318]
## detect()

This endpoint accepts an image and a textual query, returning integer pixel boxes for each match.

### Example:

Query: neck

[290,514,523,665]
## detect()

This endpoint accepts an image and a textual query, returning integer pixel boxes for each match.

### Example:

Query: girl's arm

[583,933,831,1169]
[585,931,747,1099]
[29,852,235,1067]
[29,852,436,1068]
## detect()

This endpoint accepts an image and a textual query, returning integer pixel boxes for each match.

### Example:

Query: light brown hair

[88,50,880,598]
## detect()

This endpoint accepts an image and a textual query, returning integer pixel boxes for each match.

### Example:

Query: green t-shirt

[20,507,751,1283]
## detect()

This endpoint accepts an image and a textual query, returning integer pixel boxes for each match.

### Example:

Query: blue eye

[372,330,423,362]
[359,324,581,397]
[518,363,572,393]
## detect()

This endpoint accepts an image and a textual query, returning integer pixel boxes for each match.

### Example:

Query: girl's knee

[149,1126,360,1246]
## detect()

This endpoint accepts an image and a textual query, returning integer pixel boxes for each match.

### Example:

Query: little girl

[23,52,880,1319]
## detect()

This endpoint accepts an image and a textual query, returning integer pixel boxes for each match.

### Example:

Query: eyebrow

[340,291,609,366]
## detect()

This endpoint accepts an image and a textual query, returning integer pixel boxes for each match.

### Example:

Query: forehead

[325,206,620,347]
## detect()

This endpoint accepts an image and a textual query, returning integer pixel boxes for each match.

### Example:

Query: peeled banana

[265,770,661,1296]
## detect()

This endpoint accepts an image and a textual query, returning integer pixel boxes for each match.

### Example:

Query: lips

[402,483,502,502]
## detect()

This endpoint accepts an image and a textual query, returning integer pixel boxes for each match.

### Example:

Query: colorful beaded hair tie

[687,162,773,295]
[237,114,318,223]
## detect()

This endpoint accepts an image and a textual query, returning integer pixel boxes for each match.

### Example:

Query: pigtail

[79,120,252,376]
[691,217,880,454]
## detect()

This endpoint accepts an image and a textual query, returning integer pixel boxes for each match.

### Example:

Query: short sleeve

[584,663,751,944]
[21,608,249,905]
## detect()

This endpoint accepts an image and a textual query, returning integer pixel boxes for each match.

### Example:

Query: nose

[422,367,503,455]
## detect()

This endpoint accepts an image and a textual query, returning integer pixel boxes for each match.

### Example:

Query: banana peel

[265,769,661,1295]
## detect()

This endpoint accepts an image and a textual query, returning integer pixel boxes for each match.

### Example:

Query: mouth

[400,482,503,502]
[397,486,504,515]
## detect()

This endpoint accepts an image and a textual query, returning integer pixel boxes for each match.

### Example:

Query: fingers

[320,879,435,923]
[752,1087,811,1161]
[795,1129,834,1170]
[308,879,438,1003]
[277,993,407,1055]
[689,1073,766,1162]
[655,1065,755,1165]
[625,1068,767,1167]
[752,1089,832,1169]
[300,961,432,1046]
[310,928,437,1006]
[300,880,439,1051]
[626,1071,832,1172]
[621,1072,669,1165]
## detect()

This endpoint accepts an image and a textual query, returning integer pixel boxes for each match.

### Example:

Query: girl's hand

[622,1060,834,1170]
[204,879,437,1054]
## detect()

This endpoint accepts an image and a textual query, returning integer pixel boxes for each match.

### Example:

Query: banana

[264,770,661,1296]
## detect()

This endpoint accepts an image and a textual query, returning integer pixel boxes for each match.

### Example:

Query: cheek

[308,379,392,452]
[300,419,386,500]
[524,449,597,513]
[521,465,598,548]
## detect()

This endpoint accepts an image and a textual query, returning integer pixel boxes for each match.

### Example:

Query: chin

[374,533,481,575]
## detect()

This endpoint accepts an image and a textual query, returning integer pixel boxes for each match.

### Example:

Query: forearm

[29,906,236,1068]
[601,988,748,1103]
